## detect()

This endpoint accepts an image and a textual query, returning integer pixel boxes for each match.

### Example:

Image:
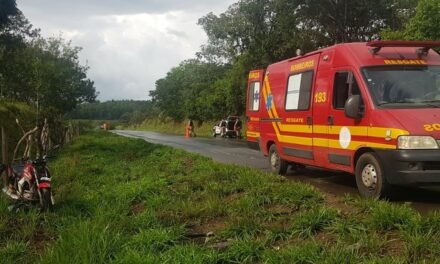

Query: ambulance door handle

[307,116,313,126]
[327,115,334,126]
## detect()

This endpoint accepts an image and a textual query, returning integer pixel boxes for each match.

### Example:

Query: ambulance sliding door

[279,55,320,165]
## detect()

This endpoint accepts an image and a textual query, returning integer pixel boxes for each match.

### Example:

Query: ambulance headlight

[397,136,439,149]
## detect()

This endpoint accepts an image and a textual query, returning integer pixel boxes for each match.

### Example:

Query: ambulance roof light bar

[367,40,440,55]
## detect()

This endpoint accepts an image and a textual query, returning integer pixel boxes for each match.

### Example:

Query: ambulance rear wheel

[355,153,391,199]
[269,144,288,175]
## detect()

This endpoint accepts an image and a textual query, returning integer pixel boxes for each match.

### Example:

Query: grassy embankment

[1,131,440,263]
[123,119,247,138]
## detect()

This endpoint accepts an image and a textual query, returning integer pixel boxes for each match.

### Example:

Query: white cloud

[19,0,236,101]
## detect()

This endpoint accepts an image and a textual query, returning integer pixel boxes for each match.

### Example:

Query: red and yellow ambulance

[246,41,440,198]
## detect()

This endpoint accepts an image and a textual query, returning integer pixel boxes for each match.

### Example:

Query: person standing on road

[188,119,196,137]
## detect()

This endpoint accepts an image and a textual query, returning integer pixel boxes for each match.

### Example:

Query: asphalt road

[113,130,440,214]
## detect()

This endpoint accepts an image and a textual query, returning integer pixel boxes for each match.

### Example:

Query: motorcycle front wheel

[39,188,54,212]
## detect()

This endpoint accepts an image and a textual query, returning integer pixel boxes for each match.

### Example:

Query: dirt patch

[314,230,337,245]
[188,217,227,235]
[129,201,145,216]
[182,157,195,169]
[185,217,228,244]
[122,152,137,162]
[323,193,357,215]
[33,229,55,252]
[382,231,406,257]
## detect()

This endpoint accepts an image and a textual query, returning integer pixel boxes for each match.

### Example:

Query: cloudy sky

[19,0,236,101]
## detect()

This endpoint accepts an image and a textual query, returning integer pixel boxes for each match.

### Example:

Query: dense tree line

[151,0,437,123]
[66,100,155,122]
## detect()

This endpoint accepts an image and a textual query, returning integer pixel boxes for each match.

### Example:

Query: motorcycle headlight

[397,136,439,149]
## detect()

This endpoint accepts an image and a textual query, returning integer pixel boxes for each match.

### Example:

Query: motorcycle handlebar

[32,159,45,165]
[32,156,56,165]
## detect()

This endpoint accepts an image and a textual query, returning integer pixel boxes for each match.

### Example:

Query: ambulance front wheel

[269,144,288,175]
[355,153,391,199]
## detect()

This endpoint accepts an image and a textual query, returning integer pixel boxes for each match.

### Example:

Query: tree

[150,59,228,122]
[0,36,97,114]
[199,0,416,65]
[198,0,305,67]
[381,0,439,54]
[0,0,18,29]
[296,0,416,43]
[34,37,97,114]
[150,66,186,122]
[404,0,440,40]
[0,2,96,116]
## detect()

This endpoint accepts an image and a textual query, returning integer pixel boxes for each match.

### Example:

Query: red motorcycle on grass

[1,156,54,211]
[1,122,55,212]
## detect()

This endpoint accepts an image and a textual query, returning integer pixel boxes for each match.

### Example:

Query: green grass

[289,206,339,238]
[0,131,439,263]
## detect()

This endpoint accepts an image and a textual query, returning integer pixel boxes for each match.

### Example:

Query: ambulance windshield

[362,66,440,108]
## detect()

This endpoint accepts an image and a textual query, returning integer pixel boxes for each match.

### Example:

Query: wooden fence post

[1,127,6,164]
[1,126,8,189]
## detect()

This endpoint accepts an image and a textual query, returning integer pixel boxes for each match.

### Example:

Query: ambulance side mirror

[344,95,362,119]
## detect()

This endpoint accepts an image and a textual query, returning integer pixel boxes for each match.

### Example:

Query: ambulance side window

[333,71,362,109]
[285,71,313,111]
[248,82,260,111]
